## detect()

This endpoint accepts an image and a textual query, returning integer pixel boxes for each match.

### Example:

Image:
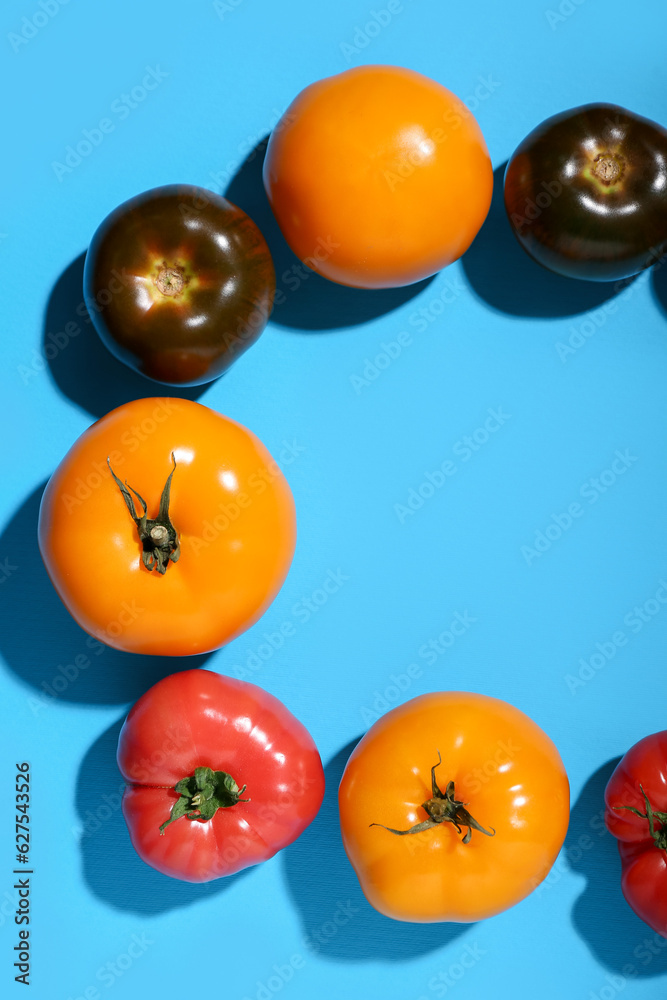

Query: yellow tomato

[263,65,493,289]
[339,692,569,922]
[38,398,296,656]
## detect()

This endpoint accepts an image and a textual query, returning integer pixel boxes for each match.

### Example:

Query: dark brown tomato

[504,104,667,281]
[83,185,276,385]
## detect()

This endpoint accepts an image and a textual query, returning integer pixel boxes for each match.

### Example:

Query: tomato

[117,668,324,882]
[263,65,493,289]
[83,185,275,386]
[338,692,569,922]
[38,397,295,656]
[605,731,667,935]
[504,104,667,281]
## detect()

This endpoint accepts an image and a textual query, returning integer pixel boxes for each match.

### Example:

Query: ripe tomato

[38,397,296,656]
[263,66,493,289]
[504,104,667,281]
[83,185,275,386]
[605,731,667,935]
[117,669,324,882]
[338,692,569,922]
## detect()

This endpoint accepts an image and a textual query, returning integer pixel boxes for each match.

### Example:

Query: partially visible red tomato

[117,669,325,882]
[605,730,667,935]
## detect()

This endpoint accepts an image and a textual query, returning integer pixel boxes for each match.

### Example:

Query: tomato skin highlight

[504,104,667,281]
[338,692,569,923]
[38,397,296,656]
[83,184,276,386]
[117,669,325,882]
[263,65,493,289]
[605,731,667,935]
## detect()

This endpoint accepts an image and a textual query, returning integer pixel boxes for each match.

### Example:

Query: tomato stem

[591,152,625,187]
[370,751,495,844]
[155,264,186,297]
[159,766,249,835]
[613,784,667,852]
[108,454,180,575]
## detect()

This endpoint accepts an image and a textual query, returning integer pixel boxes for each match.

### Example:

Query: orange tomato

[338,692,569,922]
[38,398,296,656]
[263,65,493,289]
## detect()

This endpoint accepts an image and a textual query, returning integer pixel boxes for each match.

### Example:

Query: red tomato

[605,730,667,935]
[117,669,325,882]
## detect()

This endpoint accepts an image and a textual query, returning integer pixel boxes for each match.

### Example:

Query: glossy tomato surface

[605,730,667,935]
[38,397,296,656]
[504,103,667,281]
[263,65,493,289]
[117,669,325,882]
[83,184,275,386]
[339,692,569,922]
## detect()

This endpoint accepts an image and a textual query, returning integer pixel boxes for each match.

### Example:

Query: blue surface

[2,0,667,996]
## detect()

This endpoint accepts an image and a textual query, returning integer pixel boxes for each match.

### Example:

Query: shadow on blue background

[224,137,435,331]
[44,253,210,419]
[566,757,667,977]
[651,255,667,318]
[0,483,212,705]
[282,737,470,961]
[76,717,249,914]
[461,163,625,317]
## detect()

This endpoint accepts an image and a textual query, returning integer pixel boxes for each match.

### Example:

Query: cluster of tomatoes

[36,65,667,931]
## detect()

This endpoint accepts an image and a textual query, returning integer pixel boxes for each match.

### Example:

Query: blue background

[2,0,667,997]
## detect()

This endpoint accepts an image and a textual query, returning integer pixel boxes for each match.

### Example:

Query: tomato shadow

[43,253,210,419]
[0,484,213,706]
[223,137,435,331]
[76,717,249,914]
[566,757,667,976]
[461,163,625,318]
[650,252,667,317]
[281,737,470,961]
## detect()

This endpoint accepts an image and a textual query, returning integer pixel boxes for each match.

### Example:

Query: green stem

[370,751,495,845]
[108,455,180,575]
[613,784,667,852]
[159,766,249,836]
